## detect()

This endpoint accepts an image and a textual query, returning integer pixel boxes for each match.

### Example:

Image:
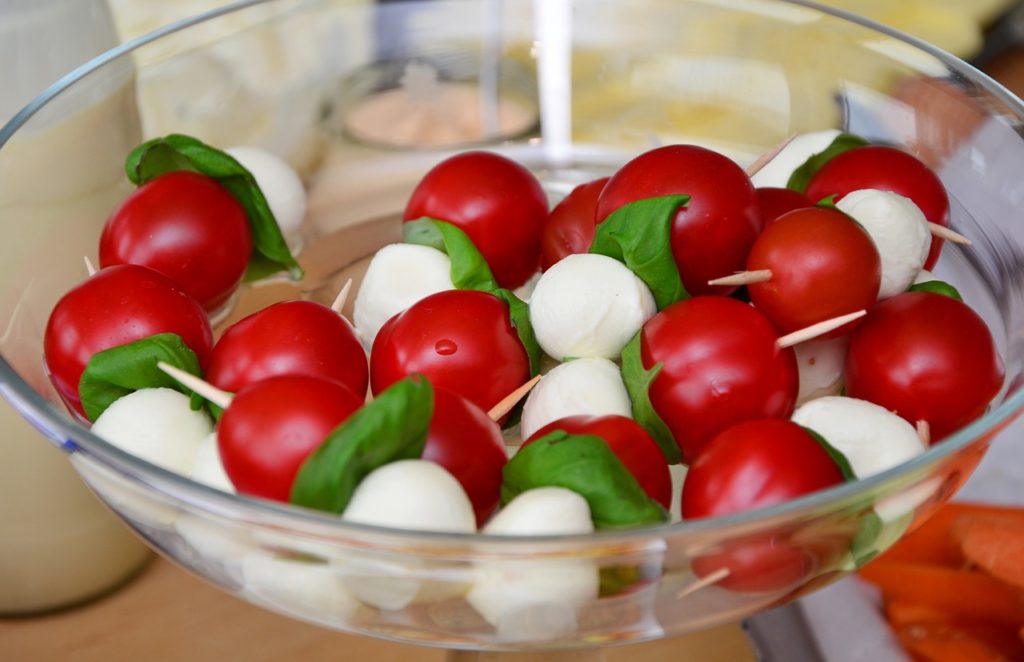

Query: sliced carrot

[881,503,1024,566]
[951,517,1024,590]
[859,561,1024,626]
[885,601,957,628]
[896,622,1024,662]
[897,624,1011,662]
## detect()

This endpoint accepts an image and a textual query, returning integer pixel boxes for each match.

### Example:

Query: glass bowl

[3,0,1024,655]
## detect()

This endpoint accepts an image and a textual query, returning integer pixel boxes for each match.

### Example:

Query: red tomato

[525,415,671,510]
[206,300,368,399]
[370,289,529,416]
[755,187,813,225]
[44,264,213,417]
[423,386,507,525]
[846,292,1004,441]
[99,171,253,311]
[403,151,548,289]
[804,146,949,269]
[595,145,762,296]
[540,177,609,270]
[218,375,362,502]
[746,207,881,334]
[640,296,798,462]
[682,420,846,592]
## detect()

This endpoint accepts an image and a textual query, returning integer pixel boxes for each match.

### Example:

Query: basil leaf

[492,288,542,377]
[620,332,681,464]
[501,431,668,529]
[850,510,885,568]
[403,218,500,292]
[290,375,433,514]
[589,195,690,310]
[802,426,857,482]
[79,332,203,422]
[815,195,839,210]
[909,279,963,301]
[786,133,868,193]
[125,134,303,281]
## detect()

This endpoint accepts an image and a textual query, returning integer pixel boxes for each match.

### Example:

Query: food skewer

[84,256,97,277]
[330,278,354,315]
[707,270,773,287]
[744,136,796,177]
[676,567,731,599]
[487,374,542,421]
[776,310,867,349]
[157,361,233,409]
[927,222,972,246]
[916,419,931,446]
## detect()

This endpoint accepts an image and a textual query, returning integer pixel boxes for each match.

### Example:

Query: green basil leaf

[501,430,668,529]
[909,279,963,301]
[492,288,542,377]
[79,332,203,422]
[815,195,839,210]
[290,375,433,514]
[403,218,500,292]
[589,195,690,310]
[125,134,303,281]
[850,510,885,568]
[786,133,869,193]
[620,332,681,464]
[802,426,857,482]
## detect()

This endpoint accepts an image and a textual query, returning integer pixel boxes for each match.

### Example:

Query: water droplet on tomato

[434,339,457,355]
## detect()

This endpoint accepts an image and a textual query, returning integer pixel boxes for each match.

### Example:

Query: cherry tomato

[526,415,671,510]
[207,300,368,398]
[44,264,213,417]
[747,207,881,334]
[423,386,507,525]
[682,419,846,592]
[804,146,949,269]
[370,289,530,417]
[99,171,253,311]
[846,292,1003,441]
[640,296,798,462]
[403,151,548,289]
[540,177,609,270]
[218,375,362,502]
[595,145,762,296]
[756,187,813,225]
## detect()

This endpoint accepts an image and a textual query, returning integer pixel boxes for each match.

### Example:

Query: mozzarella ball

[225,146,306,245]
[342,460,475,533]
[750,129,842,188]
[468,488,598,640]
[190,432,234,493]
[794,336,848,406]
[242,556,359,622]
[520,358,632,439]
[791,396,925,479]
[353,243,455,347]
[91,388,212,475]
[836,189,930,299]
[529,254,656,360]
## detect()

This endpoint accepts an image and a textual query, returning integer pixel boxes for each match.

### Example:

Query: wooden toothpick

[744,135,796,177]
[157,361,234,409]
[487,374,542,421]
[776,310,867,349]
[331,278,354,315]
[928,222,972,246]
[84,256,97,277]
[916,419,931,446]
[708,269,773,287]
[677,567,730,599]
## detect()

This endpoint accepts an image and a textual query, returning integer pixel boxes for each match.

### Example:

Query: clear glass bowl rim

[2,0,1023,546]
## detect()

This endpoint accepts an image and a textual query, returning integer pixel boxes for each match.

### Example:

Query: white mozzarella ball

[190,432,234,493]
[750,129,842,188]
[529,254,656,361]
[468,488,598,641]
[520,358,632,440]
[791,396,925,479]
[353,243,455,347]
[341,460,475,533]
[242,556,359,623]
[225,146,306,244]
[91,388,212,475]
[513,270,542,304]
[794,336,848,406]
[836,189,930,299]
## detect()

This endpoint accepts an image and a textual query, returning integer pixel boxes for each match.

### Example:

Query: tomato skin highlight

[403,151,548,289]
[640,297,798,463]
[526,415,672,510]
[540,177,608,271]
[755,187,813,225]
[747,206,881,335]
[370,289,530,416]
[206,300,368,399]
[44,264,213,417]
[99,171,253,311]
[846,292,1004,442]
[218,375,363,502]
[596,145,762,296]
[422,386,507,526]
[804,146,949,269]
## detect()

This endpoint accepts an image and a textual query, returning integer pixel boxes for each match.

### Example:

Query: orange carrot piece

[885,601,957,628]
[951,517,1024,590]
[897,625,1011,662]
[859,561,1024,626]
[896,622,1024,662]
[881,503,1024,566]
